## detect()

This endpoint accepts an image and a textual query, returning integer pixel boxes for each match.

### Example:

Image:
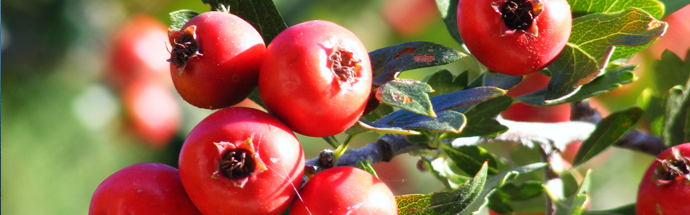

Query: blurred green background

[2,0,686,214]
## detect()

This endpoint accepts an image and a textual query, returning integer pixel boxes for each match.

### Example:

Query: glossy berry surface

[259,20,372,137]
[289,166,398,215]
[169,11,265,109]
[457,0,572,76]
[178,107,304,215]
[88,163,202,215]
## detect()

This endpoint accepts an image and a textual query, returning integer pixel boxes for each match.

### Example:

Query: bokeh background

[2,0,689,214]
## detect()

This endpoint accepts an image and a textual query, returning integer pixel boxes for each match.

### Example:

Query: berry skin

[457,0,572,76]
[636,143,690,215]
[107,15,172,89]
[120,78,180,148]
[168,11,265,109]
[259,20,372,137]
[289,166,398,215]
[88,163,202,215]
[178,107,305,215]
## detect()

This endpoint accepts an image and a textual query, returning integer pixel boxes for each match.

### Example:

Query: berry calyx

[492,0,544,36]
[329,46,361,84]
[168,26,201,76]
[212,138,267,187]
[653,147,690,186]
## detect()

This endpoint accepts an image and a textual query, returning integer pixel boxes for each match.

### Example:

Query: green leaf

[397,110,468,133]
[567,0,664,19]
[496,181,545,201]
[426,70,469,98]
[545,8,667,102]
[442,145,499,176]
[435,0,463,45]
[350,110,467,135]
[566,0,665,60]
[396,162,489,215]
[467,71,523,90]
[377,87,505,126]
[572,107,644,166]
[448,96,512,138]
[652,50,690,96]
[430,87,506,112]
[662,83,690,147]
[582,204,636,215]
[376,80,436,117]
[551,170,592,215]
[246,87,265,109]
[424,157,471,190]
[356,159,379,179]
[518,65,636,105]
[169,10,200,31]
[202,0,288,44]
[659,0,690,17]
[370,41,466,85]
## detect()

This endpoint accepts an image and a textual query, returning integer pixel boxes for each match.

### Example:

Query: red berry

[89,163,202,215]
[107,15,172,89]
[259,20,372,137]
[121,78,180,148]
[636,143,690,215]
[289,166,398,215]
[168,11,265,109]
[179,107,304,215]
[457,0,572,76]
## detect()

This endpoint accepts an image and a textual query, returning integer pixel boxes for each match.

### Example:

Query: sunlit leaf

[370,41,466,85]
[169,10,199,31]
[376,80,435,117]
[545,8,667,101]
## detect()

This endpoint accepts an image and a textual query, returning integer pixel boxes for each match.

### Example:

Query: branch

[305,134,431,174]
[306,100,666,174]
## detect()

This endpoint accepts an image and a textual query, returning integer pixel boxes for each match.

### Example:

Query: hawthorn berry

[168,11,265,109]
[457,0,572,76]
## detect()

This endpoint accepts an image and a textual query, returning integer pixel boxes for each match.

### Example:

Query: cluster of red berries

[89,10,397,215]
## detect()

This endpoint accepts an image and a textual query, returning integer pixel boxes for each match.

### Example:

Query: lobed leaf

[397,162,548,215]
[572,107,644,166]
[370,41,466,85]
[545,8,667,102]
[169,10,200,31]
[550,171,592,215]
[376,79,436,117]
[567,0,664,19]
[652,50,690,96]
[397,162,488,215]
[518,65,636,105]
